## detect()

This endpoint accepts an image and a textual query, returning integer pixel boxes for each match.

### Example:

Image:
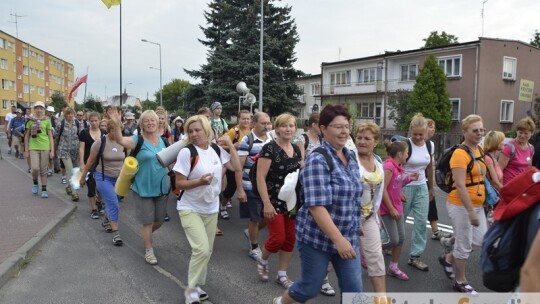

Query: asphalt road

[0,153,490,304]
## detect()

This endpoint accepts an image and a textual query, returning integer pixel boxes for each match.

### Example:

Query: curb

[0,202,77,289]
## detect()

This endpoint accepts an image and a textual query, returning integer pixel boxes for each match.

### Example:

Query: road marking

[405,216,454,233]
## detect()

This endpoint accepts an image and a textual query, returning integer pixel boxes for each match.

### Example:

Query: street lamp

[141,39,162,107]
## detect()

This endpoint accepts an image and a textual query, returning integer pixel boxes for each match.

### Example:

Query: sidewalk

[0,139,76,288]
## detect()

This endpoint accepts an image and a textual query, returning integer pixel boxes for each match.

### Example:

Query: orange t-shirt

[226,127,250,144]
[447,147,486,207]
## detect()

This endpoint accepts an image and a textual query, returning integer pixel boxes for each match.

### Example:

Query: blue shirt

[9,117,25,137]
[295,141,362,253]
[131,135,168,197]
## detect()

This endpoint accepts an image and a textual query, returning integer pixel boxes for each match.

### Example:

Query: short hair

[516,117,536,133]
[408,113,427,133]
[273,113,297,136]
[355,122,381,141]
[253,112,269,124]
[238,110,251,117]
[63,107,75,116]
[87,112,100,121]
[184,115,213,145]
[426,118,435,127]
[106,119,117,134]
[461,114,483,131]
[483,130,505,153]
[197,107,211,115]
[139,110,159,134]
[384,139,408,158]
[100,119,108,128]
[307,112,320,129]
[319,104,351,128]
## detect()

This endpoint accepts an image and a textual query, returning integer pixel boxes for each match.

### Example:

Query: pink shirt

[380,158,412,216]
[485,153,503,185]
[502,140,534,184]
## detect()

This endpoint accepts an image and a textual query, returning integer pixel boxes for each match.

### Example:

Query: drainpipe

[473,43,480,114]
[383,57,388,129]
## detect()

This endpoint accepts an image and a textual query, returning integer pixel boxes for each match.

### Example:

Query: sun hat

[46,106,55,113]
[33,101,45,108]
[124,112,135,120]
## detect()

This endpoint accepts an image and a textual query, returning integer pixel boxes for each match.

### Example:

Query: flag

[68,74,88,101]
[101,0,121,9]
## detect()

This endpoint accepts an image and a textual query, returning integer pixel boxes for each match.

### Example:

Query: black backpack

[435,144,483,193]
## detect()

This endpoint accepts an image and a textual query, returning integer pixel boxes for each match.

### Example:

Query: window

[358,68,382,84]
[23,65,28,75]
[450,98,460,121]
[298,107,306,119]
[503,57,517,80]
[0,38,5,48]
[0,59,7,70]
[38,87,45,96]
[330,71,351,85]
[22,48,28,57]
[310,83,320,95]
[400,64,417,81]
[23,84,29,93]
[37,54,44,63]
[438,55,461,77]
[2,100,9,109]
[1,79,9,90]
[356,102,382,119]
[500,100,514,122]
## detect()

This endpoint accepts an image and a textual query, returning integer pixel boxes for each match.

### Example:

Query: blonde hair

[273,113,297,137]
[139,110,159,135]
[483,130,505,153]
[355,122,381,141]
[63,107,75,116]
[461,114,483,131]
[516,117,536,133]
[184,115,213,145]
[408,113,427,134]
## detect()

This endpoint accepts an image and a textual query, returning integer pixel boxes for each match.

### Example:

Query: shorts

[239,190,263,222]
[132,191,168,225]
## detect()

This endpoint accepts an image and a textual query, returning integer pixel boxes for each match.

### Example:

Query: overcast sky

[0,0,538,103]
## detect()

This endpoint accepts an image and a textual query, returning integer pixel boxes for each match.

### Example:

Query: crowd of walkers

[3,100,540,303]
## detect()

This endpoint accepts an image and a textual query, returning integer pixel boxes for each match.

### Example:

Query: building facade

[294,74,321,120]
[0,30,74,121]
[315,37,540,133]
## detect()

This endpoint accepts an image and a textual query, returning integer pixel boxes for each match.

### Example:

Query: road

[0,149,489,304]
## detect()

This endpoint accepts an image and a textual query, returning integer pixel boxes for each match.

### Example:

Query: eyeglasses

[471,128,486,134]
[328,124,351,130]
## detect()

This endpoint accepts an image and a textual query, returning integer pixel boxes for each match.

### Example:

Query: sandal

[215,227,223,236]
[257,261,269,282]
[438,254,455,280]
[219,208,230,220]
[320,277,336,296]
[112,231,123,246]
[387,267,409,280]
[275,275,293,289]
[102,218,113,233]
[453,281,477,295]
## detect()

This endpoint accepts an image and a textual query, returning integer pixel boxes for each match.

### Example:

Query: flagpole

[119,2,123,107]
[83,67,89,105]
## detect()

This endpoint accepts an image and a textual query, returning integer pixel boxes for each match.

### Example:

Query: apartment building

[0,30,74,121]
[316,37,540,133]
[294,74,321,120]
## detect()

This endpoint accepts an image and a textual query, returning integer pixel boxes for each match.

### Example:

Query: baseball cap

[33,101,45,108]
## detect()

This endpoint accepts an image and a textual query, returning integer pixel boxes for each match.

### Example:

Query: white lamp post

[141,39,163,107]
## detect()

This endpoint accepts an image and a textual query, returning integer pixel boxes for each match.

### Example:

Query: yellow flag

[101,0,121,9]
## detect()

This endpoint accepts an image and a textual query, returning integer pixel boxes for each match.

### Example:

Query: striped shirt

[295,141,363,253]
[237,131,270,191]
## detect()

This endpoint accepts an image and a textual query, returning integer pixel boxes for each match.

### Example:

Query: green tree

[387,89,412,131]
[185,0,304,118]
[531,30,540,48]
[154,79,191,113]
[140,99,158,112]
[422,31,459,48]
[81,94,103,113]
[407,55,452,131]
[49,92,67,113]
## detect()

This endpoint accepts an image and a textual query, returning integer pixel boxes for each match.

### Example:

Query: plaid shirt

[296,141,362,253]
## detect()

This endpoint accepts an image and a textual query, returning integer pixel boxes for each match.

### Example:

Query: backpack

[130,134,170,158]
[249,141,300,197]
[505,140,534,163]
[435,144,484,193]
[481,204,538,292]
[177,143,221,200]
[301,133,323,150]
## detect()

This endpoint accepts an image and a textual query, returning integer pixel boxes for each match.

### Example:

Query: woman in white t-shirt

[402,113,434,271]
[173,115,241,304]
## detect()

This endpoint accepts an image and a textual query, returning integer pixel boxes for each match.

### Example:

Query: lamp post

[141,39,162,107]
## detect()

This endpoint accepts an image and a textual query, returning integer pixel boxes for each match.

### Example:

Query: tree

[185,0,304,118]
[387,89,412,131]
[422,31,459,48]
[154,79,191,113]
[82,94,103,113]
[49,92,67,113]
[140,99,158,112]
[407,55,452,132]
[530,30,540,48]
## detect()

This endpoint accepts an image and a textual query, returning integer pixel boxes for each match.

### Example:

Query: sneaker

[145,251,158,265]
[408,256,429,271]
[440,237,454,254]
[19,154,24,159]
[195,286,208,301]
[387,267,409,280]
[65,185,72,195]
[8,149,11,155]
[61,177,67,184]
[438,254,455,280]
[184,287,201,304]
[243,228,251,251]
[257,261,269,281]
[431,229,452,240]
[164,213,170,222]
[32,185,39,195]
[249,247,262,262]
[112,232,123,246]
[47,169,53,176]
[272,297,282,304]
[41,191,49,198]
[275,275,293,289]
[226,201,232,208]
[90,209,99,219]
[320,277,336,296]
[453,281,478,295]
[219,207,230,220]
[28,168,31,173]
[71,192,79,202]
[15,151,19,158]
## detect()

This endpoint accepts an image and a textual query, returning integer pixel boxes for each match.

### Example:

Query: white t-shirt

[404,139,431,185]
[173,144,230,214]
[5,112,15,127]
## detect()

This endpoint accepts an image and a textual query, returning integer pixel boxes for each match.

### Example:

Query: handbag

[278,169,300,211]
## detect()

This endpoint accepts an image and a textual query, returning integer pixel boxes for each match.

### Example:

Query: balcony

[322,80,383,96]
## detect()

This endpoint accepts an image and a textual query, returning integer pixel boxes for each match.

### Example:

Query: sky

[0,0,538,103]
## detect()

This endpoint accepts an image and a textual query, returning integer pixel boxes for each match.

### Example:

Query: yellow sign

[519,79,534,102]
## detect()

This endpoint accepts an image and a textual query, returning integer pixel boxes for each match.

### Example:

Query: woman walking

[56,107,81,201]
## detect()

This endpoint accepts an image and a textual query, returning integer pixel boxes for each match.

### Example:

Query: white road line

[405,216,454,233]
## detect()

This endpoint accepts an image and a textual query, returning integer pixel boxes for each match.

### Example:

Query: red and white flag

[68,74,88,101]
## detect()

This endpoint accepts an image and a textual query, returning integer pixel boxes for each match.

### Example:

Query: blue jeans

[288,241,362,303]
[402,183,429,257]
[95,171,119,222]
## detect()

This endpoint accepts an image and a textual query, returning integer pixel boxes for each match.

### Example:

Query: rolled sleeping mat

[115,156,139,196]
[156,140,187,167]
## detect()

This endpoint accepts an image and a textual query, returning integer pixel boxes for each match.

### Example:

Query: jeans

[402,183,429,257]
[94,171,119,222]
[288,241,362,303]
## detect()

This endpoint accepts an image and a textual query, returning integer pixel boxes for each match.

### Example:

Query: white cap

[33,101,45,108]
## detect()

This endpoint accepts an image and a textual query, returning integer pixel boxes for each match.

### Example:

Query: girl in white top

[173,115,241,304]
